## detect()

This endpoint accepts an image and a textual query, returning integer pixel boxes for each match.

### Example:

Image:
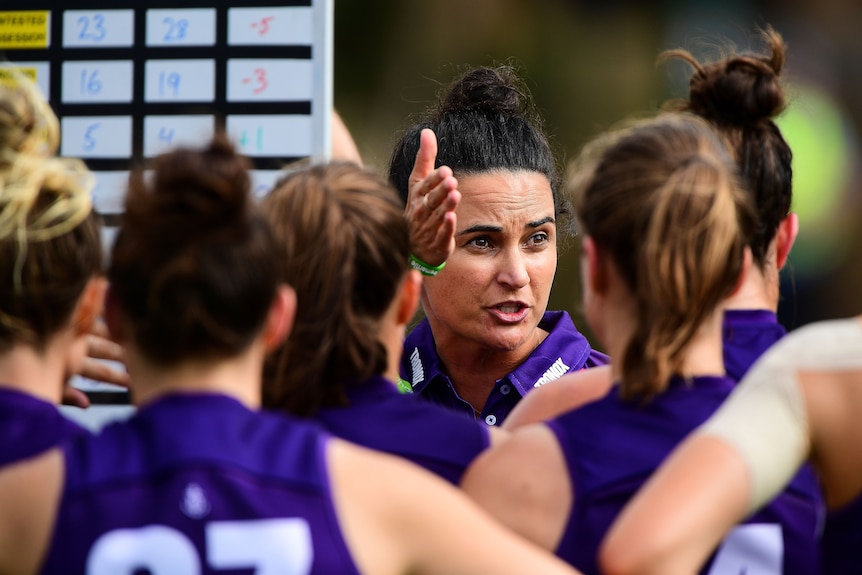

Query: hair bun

[145,134,251,228]
[666,28,787,126]
[438,65,526,117]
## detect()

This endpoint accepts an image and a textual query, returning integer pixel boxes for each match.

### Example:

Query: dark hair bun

[438,65,526,118]
[666,29,787,126]
[126,134,251,241]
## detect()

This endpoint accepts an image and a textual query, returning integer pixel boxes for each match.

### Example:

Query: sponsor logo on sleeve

[409,347,424,387]
[534,357,570,387]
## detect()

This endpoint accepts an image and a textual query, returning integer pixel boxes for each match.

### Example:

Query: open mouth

[489,302,529,323]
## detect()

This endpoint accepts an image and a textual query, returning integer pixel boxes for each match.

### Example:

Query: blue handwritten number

[162,18,189,41]
[77,14,106,42]
[83,124,100,152]
[80,70,102,95]
[158,72,181,97]
[158,127,175,145]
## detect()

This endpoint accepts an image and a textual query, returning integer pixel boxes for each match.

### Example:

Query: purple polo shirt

[548,376,821,574]
[314,375,491,485]
[42,393,360,575]
[0,387,87,467]
[401,310,609,426]
[723,309,787,382]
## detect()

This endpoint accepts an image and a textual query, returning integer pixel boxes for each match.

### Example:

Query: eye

[527,231,550,246]
[466,236,492,250]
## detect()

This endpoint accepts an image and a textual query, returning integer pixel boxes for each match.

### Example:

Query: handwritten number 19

[158,72,181,97]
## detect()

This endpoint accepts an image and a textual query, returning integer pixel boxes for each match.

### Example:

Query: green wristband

[409,253,446,277]
[397,378,414,393]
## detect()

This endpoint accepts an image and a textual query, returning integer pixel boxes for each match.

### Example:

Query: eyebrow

[456,217,555,236]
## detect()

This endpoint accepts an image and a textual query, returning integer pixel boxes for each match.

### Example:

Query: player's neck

[724,263,778,312]
[0,339,70,405]
[127,342,265,409]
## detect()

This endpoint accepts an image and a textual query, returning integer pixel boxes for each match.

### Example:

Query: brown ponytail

[571,114,756,400]
[261,162,410,417]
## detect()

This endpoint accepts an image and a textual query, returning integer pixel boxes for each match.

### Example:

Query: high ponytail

[660,28,791,269]
[108,135,277,365]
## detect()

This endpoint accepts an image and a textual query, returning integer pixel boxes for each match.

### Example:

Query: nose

[496,247,530,289]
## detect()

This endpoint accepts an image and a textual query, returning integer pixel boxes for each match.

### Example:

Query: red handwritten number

[252,68,267,94]
[240,69,267,94]
[250,16,273,37]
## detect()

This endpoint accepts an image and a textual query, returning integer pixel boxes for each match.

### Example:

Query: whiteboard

[2,1,333,228]
[0,1,333,415]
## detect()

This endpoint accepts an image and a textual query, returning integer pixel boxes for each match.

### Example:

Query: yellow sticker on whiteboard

[0,67,38,87]
[0,11,50,49]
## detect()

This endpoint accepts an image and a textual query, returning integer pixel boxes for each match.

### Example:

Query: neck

[724,261,779,312]
[0,336,74,405]
[127,343,265,409]
[0,345,66,404]
[433,328,547,413]
[606,309,726,383]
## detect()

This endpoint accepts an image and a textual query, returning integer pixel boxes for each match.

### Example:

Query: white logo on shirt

[180,482,210,519]
[410,347,425,387]
[534,357,570,387]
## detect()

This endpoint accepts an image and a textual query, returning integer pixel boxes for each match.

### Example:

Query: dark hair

[387,65,568,231]
[108,135,277,365]
[261,162,410,417]
[0,80,102,353]
[571,114,756,400]
[661,28,791,269]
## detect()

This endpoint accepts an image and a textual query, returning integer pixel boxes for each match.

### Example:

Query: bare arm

[460,424,571,551]
[331,110,363,166]
[0,450,63,575]
[329,437,580,575]
[503,365,613,430]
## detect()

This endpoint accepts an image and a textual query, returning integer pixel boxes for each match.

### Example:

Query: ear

[582,237,608,295]
[774,213,799,270]
[262,285,297,352]
[396,270,422,326]
[72,277,107,336]
[730,247,754,297]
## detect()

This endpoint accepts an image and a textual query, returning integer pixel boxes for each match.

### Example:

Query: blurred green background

[333,0,862,347]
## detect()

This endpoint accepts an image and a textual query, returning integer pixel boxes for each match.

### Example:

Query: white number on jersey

[86,518,313,574]
[707,524,782,575]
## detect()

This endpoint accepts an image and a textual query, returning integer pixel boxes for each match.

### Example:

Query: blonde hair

[0,75,100,350]
[571,114,755,400]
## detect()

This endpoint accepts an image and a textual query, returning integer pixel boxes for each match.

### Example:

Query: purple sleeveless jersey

[723,309,787,382]
[548,376,821,575]
[41,393,360,575]
[0,387,87,467]
[723,308,824,559]
[401,311,609,426]
[314,375,491,485]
